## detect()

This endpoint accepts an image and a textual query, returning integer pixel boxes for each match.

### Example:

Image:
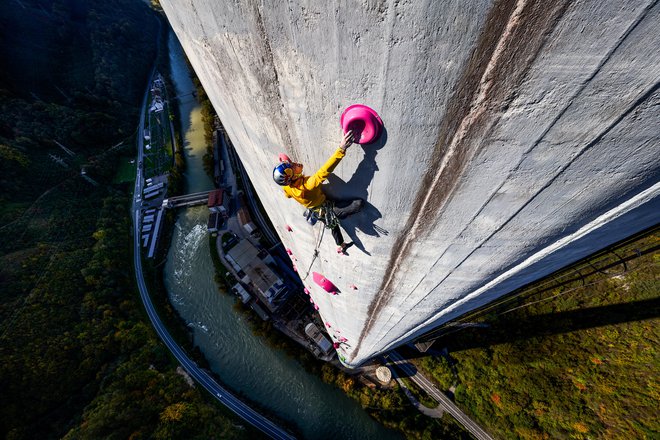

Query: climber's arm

[304,131,353,190]
[304,148,345,190]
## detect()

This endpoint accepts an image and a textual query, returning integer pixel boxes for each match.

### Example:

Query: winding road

[131,71,295,440]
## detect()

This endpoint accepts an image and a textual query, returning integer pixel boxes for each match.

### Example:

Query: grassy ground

[143,88,173,179]
[112,156,137,184]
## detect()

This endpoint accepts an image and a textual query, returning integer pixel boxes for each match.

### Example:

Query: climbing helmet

[273,161,294,186]
[273,160,303,185]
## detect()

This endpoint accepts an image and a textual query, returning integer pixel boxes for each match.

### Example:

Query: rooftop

[226,240,288,311]
[208,188,224,207]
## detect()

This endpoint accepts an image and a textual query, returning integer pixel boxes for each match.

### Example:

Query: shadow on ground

[396,296,660,359]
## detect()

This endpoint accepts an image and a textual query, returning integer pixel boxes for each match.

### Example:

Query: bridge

[163,190,212,208]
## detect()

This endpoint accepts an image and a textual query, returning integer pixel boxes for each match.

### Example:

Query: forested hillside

[412,232,659,439]
[0,1,255,438]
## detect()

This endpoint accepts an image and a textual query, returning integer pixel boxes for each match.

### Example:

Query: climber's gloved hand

[340,130,354,153]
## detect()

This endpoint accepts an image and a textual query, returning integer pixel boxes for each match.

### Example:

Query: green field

[143,87,173,179]
[112,156,137,184]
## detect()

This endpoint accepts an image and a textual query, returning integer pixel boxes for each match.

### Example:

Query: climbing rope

[301,201,339,281]
[302,225,324,281]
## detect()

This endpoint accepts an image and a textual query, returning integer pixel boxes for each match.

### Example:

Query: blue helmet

[273,162,294,186]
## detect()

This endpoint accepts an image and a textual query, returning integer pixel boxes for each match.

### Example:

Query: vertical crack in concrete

[377,0,397,111]
[371,63,660,359]
[332,1,340,104]
[393,0,659,310]
[249,0,296,156]
[186,0,210,38]
[350,0,574,363]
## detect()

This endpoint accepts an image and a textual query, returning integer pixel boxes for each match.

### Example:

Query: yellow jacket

[283,148,346,208]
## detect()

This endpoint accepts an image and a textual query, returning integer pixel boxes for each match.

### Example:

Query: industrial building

[207,212,223,232]
[225,239,290,312]
[304,323,333,356]
[208,188,229,215]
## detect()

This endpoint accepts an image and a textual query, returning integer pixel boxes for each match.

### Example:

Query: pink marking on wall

[312,272,338,293]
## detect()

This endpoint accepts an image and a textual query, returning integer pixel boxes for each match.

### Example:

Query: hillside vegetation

[0,1,256,438]
[413,232,659,439]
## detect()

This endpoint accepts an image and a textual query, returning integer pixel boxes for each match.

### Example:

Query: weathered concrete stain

[161,0,660,366]
[248,0,296,157]
[351,0,572,361]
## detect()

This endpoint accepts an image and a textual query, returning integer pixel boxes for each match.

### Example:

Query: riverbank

[158,31,452,440]
[182,63,474,437]
[135,27,301,437]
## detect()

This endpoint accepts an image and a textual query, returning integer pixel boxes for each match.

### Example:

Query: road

[387,351,494,440]
[131,72,296,440]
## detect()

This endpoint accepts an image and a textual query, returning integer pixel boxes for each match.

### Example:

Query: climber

[273,130,363,255]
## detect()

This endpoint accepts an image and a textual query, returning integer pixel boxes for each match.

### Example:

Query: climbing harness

[303,200,339,229]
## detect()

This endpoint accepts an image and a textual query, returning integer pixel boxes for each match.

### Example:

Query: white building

[225,240,288,311]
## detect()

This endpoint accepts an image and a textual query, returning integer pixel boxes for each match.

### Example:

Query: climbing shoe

[337,242,354,255]
[333,198,364,219]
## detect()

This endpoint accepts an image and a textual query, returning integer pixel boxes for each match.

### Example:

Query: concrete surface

[161,0,660,366]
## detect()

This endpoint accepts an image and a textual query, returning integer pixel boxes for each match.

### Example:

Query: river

[163,32,401,440]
